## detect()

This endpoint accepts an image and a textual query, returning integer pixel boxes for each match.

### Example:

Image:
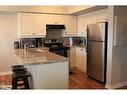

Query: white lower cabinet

[69,47,87,72]
[76,47,87,71]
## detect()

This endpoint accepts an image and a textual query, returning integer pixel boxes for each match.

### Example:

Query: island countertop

[13,48,69,65]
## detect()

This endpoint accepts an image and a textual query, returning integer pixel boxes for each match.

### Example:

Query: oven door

[54,51,66,57]
[49,47,69,57]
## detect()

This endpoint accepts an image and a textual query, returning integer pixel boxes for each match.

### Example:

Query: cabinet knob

[80,48,86,53]
[54,22,58,24]
[80,49,83,51]
[32,33,36,35]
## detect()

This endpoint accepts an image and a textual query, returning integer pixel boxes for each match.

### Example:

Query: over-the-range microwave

[63,36,86,47]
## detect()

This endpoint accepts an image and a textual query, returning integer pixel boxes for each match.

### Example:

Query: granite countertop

[13,48,68,65]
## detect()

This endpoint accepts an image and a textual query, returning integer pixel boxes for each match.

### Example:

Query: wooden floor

[0,74,12,85]
[0,69,127,89]
[69,69,105,89]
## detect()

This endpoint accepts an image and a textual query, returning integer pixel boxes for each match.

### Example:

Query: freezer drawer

[87,41,106,83]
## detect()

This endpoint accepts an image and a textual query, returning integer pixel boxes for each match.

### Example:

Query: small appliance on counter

[14,41,20,49]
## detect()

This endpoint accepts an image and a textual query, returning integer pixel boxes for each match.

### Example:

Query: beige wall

[0,13,18,73]
[106,6,127,88]
[112,46,127,84]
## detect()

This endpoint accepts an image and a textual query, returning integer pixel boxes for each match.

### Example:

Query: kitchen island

[13,48,69,89]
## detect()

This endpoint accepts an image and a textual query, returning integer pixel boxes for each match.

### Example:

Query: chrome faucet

[24,42,34,52]
[24,42,29,52]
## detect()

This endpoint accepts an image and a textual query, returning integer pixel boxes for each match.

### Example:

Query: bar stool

[11,65,30,89]
[12,70,30,89]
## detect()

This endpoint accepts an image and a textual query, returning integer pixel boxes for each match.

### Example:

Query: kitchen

[0,6,127,89]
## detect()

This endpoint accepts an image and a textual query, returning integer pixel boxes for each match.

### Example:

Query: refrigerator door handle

[86,42,89,54]
[86,46,88,54]
[86,26,89,54]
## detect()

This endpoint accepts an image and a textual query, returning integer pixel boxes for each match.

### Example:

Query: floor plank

[0,74,12,85]
[69,69,105,89]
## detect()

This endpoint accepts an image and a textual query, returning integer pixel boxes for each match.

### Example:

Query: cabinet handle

[54,22,58,24]
[32,33,36,35]
[80,49,83,51]
[80,49,86,53]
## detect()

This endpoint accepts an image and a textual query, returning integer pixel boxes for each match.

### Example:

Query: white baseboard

[76,67,86,73]
[0,71,12,75]
[105,81,127,89]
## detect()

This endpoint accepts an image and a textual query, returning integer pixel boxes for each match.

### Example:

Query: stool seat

[12,65,25,71]
[13,70,30,79]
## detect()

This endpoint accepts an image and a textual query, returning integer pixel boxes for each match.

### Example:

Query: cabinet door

[45,14,65,24]
[76,47,87,71]
[35,14,46,36]
[64,15,77,35]
[69,47,76,68]
[19,13,34,36]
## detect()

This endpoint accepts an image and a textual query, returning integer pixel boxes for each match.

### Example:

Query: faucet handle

[24,42,29,52]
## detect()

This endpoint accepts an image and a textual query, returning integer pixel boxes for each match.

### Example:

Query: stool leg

[23,78,30,89]
[12,78,17,89]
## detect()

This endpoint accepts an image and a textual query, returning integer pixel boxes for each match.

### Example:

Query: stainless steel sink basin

[28,48,43,53]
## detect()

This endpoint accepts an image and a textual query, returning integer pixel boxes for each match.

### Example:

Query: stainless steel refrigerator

[86,22,108,83]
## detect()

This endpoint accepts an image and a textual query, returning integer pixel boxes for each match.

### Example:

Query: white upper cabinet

[45,14,77,35]
[18,13,77,38]
[34,14,46,36]
[18,13,46,38]
[45,14,65,25]
[18,13,34,36]
[64,15,77,35]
